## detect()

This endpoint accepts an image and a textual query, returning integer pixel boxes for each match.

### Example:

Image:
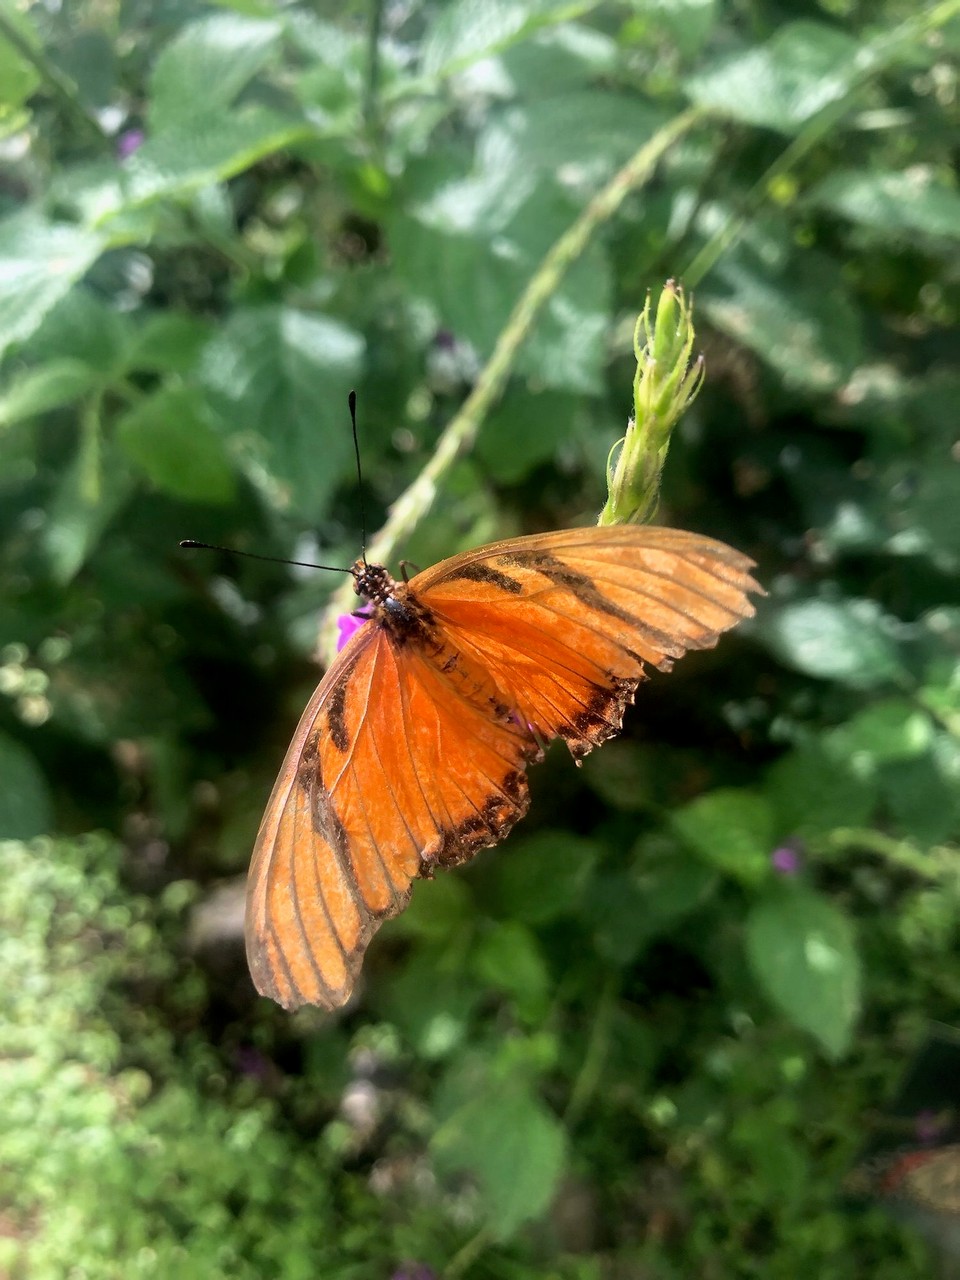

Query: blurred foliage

[1,0,959,1276]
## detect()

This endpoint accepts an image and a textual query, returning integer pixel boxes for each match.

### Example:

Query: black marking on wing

[446,561,525,594]
[327,682,350,752]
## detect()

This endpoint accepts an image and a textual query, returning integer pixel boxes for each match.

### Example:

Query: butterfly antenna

[179,540,353,575]
[348,390,368,565]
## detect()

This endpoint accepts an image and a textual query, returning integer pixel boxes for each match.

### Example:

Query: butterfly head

[351,560,398,606]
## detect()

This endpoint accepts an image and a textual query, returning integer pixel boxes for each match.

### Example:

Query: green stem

[444,1225,494,1279]
[682,0,960,287]
[0,9,109,150]
[818,827,958,883]
[318,105,705,659]
[563,973,616,1129]
[363,0,385,147]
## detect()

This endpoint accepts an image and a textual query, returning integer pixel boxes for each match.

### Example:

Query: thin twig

[318,105,705,660]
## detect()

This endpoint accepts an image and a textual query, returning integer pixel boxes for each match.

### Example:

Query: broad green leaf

[0,5,40,111]
[492,831,598,923]
[809,168,960,242]
[0,359,99,427]
[880,734,960,845]
[481,94,669,191]
[42,439,134,584]
[199,305,364,519]
[149,13,282,131]
[61,110,312,225]
[826,701,934,766]
[586,849,717,964]
[420,0,564,81]
[701,250,863,391]
[0,213,106,360]
[623,0,717,58]
[766,742,876,838]
[672,788,775,885]
[391,180,610,393]
[388,873,472,940]
[26,286,129,374]
[472,921,551,1022]
[477,385,579,483]
[116,385,236,504]
[687,22,861,133]
[124,313,212,374]
[761,597,905,688]
[0,735,53,838]
[432,1079,566,1239]
[746,885,861,1058]
[498,22,619,93]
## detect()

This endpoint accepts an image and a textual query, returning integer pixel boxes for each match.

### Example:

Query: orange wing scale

[246,525,761,1010]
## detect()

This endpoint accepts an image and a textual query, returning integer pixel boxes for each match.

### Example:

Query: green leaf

[761,597,905,688]
[478,385,579,482]
[0,213,106,360]
[420,0,557,81]
[826,701,934,766]
[472,921,551,1022]
[432,1078,566,1239]
[809,168,960,242]
[701,249,863,391]
[586,847,717,965]
[746,885,861,1058]
[492,831,598,923]
[483,93,669,189]
[0,359,99,427]
[392,179,610,393]
[672,788,775,886]
[0,6,40,111]
[0,735,53,838]
[124,313,212,374]
[42,439,134,584]
[116,385,236,504]
[199,305,364,519]
[766,742,876,838]
[149,13,282,131]
[26,286,129,374]
[687,22,861,133]
[880,734,960,845]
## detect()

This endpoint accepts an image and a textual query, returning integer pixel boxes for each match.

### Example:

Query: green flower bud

[599,280,704,526]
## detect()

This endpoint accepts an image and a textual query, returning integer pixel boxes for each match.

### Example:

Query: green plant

[1,0,959,1274]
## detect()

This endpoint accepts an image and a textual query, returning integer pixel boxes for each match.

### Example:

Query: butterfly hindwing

[246,622,539,1010]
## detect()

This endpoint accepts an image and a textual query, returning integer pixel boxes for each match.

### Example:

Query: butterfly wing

[411,525,760,758]
[245,621,539,1010]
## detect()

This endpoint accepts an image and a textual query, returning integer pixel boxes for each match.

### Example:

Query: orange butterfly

[246,525,760,1010]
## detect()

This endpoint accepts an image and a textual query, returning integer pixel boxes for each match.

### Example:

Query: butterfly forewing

[413,526,760,757]
[246,525,761,1010]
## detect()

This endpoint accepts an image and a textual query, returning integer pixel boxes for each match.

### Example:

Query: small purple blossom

[117,128,145,160]
[915,1109,948,1145]
[336,607,372,652]
[391,1267,437,1280]
[771,845,803,876]
[234,1046,271,1081]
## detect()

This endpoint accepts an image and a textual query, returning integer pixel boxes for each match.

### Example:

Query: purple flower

[337,608,372,652]
[391,1268,437,1280]
[915,1109,947,1145]
[234,1046,271,1081]
[771,846,803,876]
[117,128,145,160]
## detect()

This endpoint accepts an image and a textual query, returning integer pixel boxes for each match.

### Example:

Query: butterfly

[245,524,761,1010]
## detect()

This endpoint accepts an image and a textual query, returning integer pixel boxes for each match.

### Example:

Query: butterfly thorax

[351,559,436,646]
